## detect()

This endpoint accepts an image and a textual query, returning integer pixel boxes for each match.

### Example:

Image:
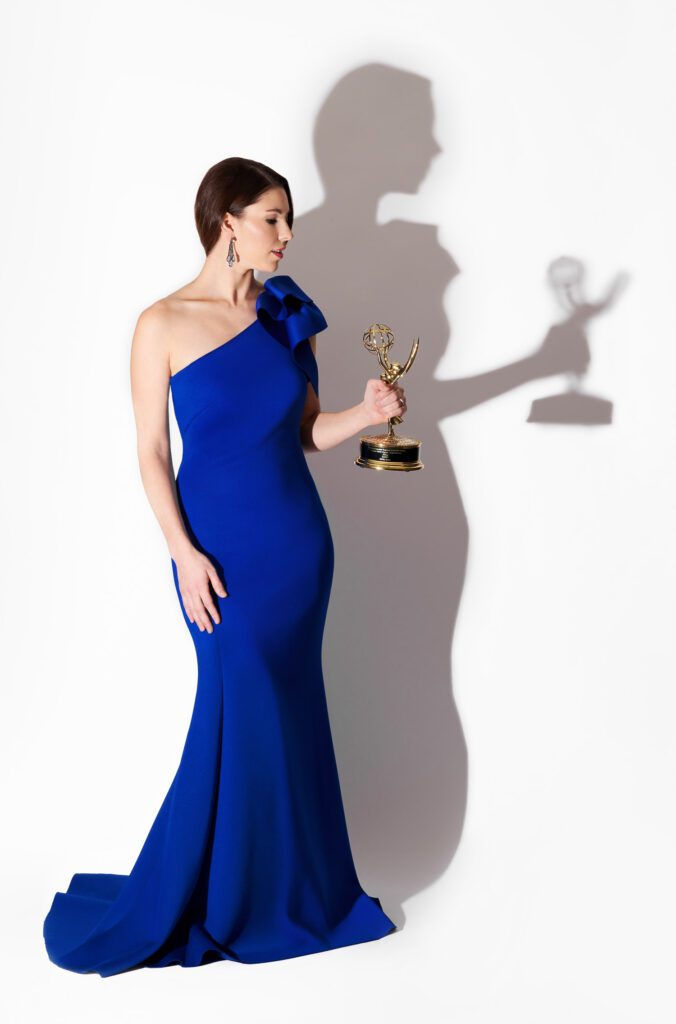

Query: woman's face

[227,187,293,271]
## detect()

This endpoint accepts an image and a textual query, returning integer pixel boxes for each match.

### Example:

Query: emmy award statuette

[355,323,424,471]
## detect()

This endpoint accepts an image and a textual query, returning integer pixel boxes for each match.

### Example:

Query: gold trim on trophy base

[354,434,424,471]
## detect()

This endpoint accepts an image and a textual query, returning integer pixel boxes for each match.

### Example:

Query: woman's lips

[271,249,284,258]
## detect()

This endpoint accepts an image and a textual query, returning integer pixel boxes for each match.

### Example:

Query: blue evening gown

[43,275,396,976]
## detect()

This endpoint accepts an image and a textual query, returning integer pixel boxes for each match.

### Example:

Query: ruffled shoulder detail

[256,275,328,396]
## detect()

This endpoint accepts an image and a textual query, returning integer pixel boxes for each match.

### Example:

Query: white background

[1,1,674,1021]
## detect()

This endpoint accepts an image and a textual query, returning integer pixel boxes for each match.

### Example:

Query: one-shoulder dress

[43,275,396,976]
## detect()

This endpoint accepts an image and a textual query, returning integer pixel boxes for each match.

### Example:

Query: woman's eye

[266,218,277,225]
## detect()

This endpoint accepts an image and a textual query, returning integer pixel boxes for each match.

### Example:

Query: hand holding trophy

[355,323,424,471]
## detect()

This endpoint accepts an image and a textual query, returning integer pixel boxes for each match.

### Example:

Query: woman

[43,156,405,975]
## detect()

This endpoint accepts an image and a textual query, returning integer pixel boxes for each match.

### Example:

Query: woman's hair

[194,156,294,256]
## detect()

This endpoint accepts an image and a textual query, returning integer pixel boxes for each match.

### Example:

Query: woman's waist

[179,436,307,480]
[176,449,322,510]
[175,467,332,560]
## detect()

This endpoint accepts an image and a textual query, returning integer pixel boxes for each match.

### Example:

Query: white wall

[1,1,673,1021]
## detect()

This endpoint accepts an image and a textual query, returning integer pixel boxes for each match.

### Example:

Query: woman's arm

[299,337,407,453]
[130,306,226,632]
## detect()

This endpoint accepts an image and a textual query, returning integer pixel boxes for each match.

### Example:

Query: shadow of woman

[266,63,592,926]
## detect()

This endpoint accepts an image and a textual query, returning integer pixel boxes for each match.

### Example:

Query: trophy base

[355,433,424,471]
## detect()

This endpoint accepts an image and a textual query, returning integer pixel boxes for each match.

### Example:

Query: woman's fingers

[176,554,230,633]
[206,563,228,599]
[183,592,206,632]
[387,391,406,409]
[181,587,217,633]
[191,594,214,633]
[193,591,227,633]
[363,379,408,425]
[378,383,407,415]
[201,563,228,627]
[201,588,221,628]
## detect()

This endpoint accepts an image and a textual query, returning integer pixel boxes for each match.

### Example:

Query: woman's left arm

[299,337,407,453]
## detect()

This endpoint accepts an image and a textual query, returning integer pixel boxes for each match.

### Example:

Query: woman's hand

[362,378,407,427]
[174,546,228,633]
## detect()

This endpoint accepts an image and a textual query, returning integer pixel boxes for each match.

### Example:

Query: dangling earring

[226,237,236,268]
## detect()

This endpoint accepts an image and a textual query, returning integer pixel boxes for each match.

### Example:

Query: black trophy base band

[355,437,424,471]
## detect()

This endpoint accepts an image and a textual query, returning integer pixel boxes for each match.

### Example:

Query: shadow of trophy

[528,256,630,426]
[355,323,424,471]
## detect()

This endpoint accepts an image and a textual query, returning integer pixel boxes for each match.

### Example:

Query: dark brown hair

[194,157,294,256]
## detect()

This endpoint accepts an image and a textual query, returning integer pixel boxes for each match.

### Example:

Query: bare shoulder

[133,298,174,339]
[138,278,267,376]
[130,298,176,382]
